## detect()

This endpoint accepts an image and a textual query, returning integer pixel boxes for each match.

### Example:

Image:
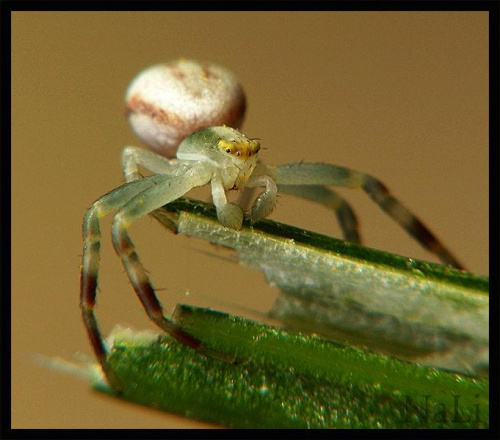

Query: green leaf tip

[95,305,488,429]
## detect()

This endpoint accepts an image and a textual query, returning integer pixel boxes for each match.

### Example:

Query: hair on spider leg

[118,267,150,275]
[272,192,283,204]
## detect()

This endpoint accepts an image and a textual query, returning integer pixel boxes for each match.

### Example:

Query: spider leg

[245,174,278,222]
[81,175,169,390]
[121,146,180,182]
[210,174,244,229]
[278,184,361,244]
[111,168,228,337]
[82,166,212,390]
[121,149,198,231]
[269,163,464,269]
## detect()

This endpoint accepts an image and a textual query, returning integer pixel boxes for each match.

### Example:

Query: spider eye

[226,148,232,153]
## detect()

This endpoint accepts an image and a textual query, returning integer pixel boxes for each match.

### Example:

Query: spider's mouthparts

[231,182,244,191]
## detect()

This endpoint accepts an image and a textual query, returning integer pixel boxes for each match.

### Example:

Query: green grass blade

[155,198,489,376]
[95,305,488,428]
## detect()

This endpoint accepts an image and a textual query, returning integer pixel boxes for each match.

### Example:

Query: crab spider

[81,60,464,391]
[81,124,464,390]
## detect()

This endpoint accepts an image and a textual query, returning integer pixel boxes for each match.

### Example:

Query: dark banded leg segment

[80,175,182,391]
[80,208,122,390]
[111,219,204,351]
[108,171,226,360]
[361,175,465,269]
[278,184,361,243]
[272,162,464,269]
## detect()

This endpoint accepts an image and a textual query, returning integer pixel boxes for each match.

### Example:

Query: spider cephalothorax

[177,126,261,190]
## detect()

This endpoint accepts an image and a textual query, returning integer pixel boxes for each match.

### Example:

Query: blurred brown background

[11,11,488,428]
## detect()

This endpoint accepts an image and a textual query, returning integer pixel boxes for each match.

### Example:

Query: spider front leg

[81,168,212,390]
[111,170,220,344]
[81,175,170,390]
[245,174,278,223]
[211,175,245,229]
[121,149,197,231]
[269,162,464,269]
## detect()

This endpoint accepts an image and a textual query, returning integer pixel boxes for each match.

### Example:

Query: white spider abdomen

[126,59,246,158]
